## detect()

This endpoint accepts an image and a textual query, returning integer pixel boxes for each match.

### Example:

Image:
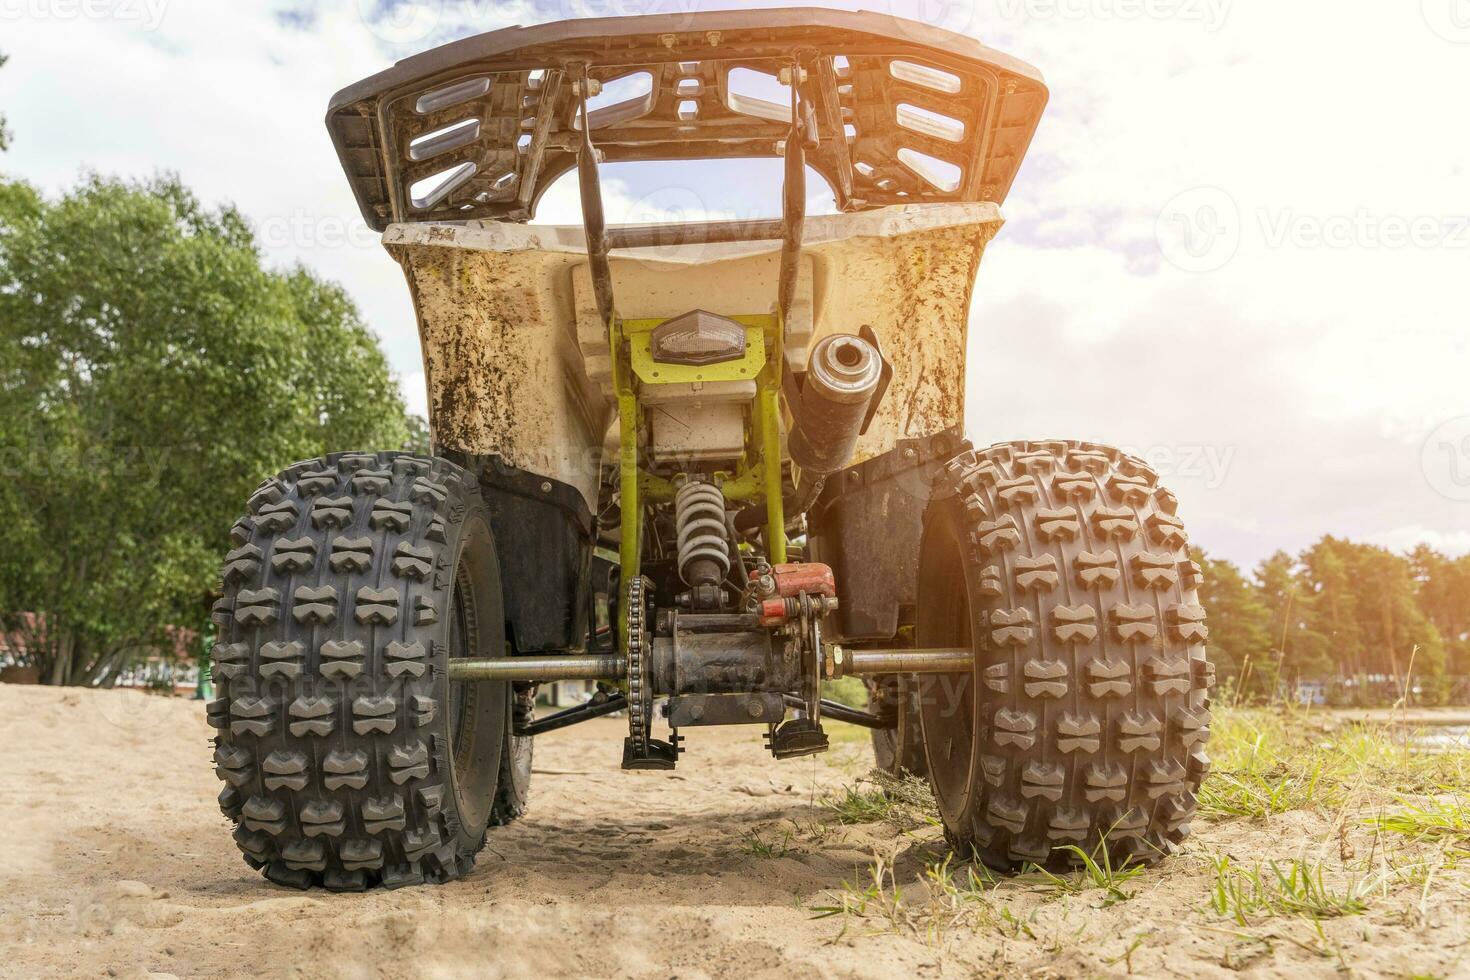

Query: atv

[209,8,1213,891]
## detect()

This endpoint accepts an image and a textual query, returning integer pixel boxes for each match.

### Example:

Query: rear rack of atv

[326,8,1047,231]
[470,34,987,759]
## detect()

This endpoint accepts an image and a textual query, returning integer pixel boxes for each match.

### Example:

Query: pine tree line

[1195,540,1470,705]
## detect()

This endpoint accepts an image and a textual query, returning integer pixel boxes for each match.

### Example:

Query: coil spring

[674,480,731,587]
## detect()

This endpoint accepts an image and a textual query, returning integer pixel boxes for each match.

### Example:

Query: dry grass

[823,770,939,830]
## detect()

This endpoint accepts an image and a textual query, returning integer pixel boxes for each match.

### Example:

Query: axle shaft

[448,655,625,683]
[839,647,973,676]
[446,646,976,684]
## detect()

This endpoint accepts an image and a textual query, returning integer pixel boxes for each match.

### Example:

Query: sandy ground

[2,685,1469,980]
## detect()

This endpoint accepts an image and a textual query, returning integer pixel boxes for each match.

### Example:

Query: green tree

[403,412,431,455]
[1248,551,1329,694]
[1296,538,1447,703]
[1192,547,1272,692]
[0,52,10,152]
[1299,539,1365,678]
[0,173,410,685]
[1411,545,1470,676]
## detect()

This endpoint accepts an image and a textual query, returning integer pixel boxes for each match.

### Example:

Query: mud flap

[808,429,967,642]
[445,452,595,654]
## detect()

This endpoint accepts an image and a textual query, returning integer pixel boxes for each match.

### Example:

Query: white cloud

[399,370,428,420]
[958,0,1470,564]
[1365,526,1470,558]
[2,1,427,390]
[532,174,741,226]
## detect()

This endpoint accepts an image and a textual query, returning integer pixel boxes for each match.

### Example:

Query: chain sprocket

[625,576,651,755]
[621,576,681,770]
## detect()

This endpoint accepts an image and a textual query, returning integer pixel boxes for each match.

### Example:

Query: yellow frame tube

[756,384,786,563]
[610,318,641,647]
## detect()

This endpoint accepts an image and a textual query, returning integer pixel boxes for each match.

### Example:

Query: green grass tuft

[1024,841,1146,906]
[1200,708,1470,821]
[741,828,793,858]
[1369,793,1470,848]
[1209,855,1383,924]
[1198,762,1343,819]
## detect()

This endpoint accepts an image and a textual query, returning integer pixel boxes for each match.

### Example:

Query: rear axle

[445,646,972,684]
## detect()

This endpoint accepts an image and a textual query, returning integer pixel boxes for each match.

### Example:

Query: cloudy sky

[3,0,1467,570]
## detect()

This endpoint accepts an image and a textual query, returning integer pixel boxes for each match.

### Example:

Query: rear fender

[390,203,1002,504]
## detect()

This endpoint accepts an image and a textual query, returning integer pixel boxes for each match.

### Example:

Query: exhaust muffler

[788,333,885,475]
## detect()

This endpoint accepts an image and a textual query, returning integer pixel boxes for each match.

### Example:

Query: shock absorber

[675,480,731,607]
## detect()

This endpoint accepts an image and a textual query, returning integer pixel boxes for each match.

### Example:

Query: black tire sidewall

[438,505,508,854]
[915,499,981,835]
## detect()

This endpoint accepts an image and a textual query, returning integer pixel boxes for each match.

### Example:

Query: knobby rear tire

[208,451,509,891]
[916,440,1214,870]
